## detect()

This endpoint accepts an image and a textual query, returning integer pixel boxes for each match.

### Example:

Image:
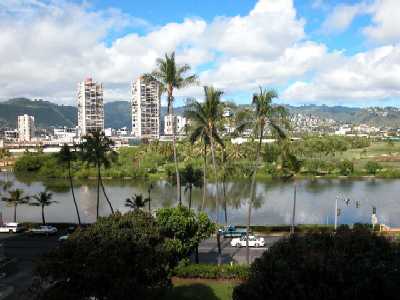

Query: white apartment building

[53,127,77,142]
[164,115,187,135]
[131,77,160,139]
[17,114,35,142]
[77,78,104,137]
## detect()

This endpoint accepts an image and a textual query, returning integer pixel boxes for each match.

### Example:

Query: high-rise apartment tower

[77,78,104,137]
[131,77,161,139]
[17,114,35,142]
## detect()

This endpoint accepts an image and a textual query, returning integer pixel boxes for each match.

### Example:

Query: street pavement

[197,235,283,264]
[0,231,285,298]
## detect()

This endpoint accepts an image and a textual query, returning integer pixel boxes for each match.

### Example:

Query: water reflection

[2,172,400,226]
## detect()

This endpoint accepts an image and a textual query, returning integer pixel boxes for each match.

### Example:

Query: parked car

[29,225,58,235]
[58,226,77,242]
[230,235,265,248]
[0,222,25,233]
[219,225,248,238]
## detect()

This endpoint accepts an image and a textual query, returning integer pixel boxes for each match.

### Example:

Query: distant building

[164,115,187,135]
[104,128,115,137]
[116,127,129,136]
[77,78,104,137]
[53,127,77,142]
[131,76,160,139]
[4,130,18,141]
[17,114,35,142]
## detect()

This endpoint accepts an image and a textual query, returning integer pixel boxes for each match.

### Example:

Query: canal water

[1,172,400,226]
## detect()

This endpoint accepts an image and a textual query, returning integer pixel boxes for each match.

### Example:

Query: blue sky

[0,0,399,107]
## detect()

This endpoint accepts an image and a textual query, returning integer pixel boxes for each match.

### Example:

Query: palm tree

[125,194,149,211]
[187,86,224,265]
[144,52,198,204]
[1,189,29,222]
[236,87,289,264]
[80,131,117,219]
[181,165,203,210]
[57,144,81,225]
[29,190,57,225]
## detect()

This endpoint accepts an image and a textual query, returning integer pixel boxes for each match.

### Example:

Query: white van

[0,222,25,233]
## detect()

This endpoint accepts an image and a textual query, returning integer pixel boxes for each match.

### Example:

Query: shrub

[233,228,400,300]
[173,263,249,280]
[337,159,354,176]
[365,161,382,175]
[14,153,46,172]
[35,211,173,300]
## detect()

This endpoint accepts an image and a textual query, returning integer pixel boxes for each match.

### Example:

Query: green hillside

[0,98,76,128]
[1,98,400,130]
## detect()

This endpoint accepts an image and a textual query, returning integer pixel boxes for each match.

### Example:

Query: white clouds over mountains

[0,0,399,105]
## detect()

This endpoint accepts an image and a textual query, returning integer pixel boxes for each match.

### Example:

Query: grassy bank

[164,278,236,300]
[11,140,400,181]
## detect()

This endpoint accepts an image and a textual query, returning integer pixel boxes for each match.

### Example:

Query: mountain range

[1,98,400,129]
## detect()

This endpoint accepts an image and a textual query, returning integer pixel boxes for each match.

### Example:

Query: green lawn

[163,279,237,300]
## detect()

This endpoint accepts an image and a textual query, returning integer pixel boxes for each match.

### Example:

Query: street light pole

[334,196,338,231]
[290,182,297,234]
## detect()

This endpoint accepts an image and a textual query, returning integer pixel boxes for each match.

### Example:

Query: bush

[173,263,249,280]
[233,228,400,300]
[337,159,354,176]
[35,211,173,300]
[365,161,382,175]
[14,153,46,172]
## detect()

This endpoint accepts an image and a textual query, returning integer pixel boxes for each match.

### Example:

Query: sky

[0,0,400,107]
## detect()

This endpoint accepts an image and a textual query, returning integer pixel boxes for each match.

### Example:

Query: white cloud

[321,3,366,34]
[0,0,312,104]
[363,0,400,44]
[1,0,399,107]
[282,45,400,103]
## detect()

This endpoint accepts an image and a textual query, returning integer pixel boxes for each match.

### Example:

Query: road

[0,232,61,300]
[197,235,283,264]
[0,232,285,298]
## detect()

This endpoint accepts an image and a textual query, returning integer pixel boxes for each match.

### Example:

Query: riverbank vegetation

[13,138,400,181]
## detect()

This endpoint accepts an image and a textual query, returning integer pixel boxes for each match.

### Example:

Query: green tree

[156,206,215,264]
[35,211,172,299]
[181,164,203,210]
[145,52,198,204]
[1,188,29,222]
[29,190,57,225]
[57,144,81,225]
[187,86,224,218]
[186,87,224,264]
[365,161,382,175]
[338,159,354,176]
[79,131,116,219]
[236,87,289,264]
[233,228,400,300]
[125,194,149,211]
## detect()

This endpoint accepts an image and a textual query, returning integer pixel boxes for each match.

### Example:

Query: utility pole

[334,196,338,231]
[290,182,297,234]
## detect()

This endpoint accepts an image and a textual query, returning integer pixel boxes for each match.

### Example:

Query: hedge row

[172,263,250,280]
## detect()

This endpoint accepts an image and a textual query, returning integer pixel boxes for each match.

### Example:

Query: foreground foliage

[234,228,400,300]
[173,262,249,280]
[35,211,173,299]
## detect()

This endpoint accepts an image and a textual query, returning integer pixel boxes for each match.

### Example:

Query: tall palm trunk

[68,160,81,225]
[169,94,181,204]
[96,163,100,219]
[188,184,192,210]
[201,144,207,211]
[13,203,17,222]
[210,136,222,265]
[246,123,264,264]
[41,204,45,225]
[99,173,114,214]
[222,148,228,225]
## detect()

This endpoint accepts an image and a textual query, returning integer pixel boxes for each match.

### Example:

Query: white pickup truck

[0,222,25,233]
